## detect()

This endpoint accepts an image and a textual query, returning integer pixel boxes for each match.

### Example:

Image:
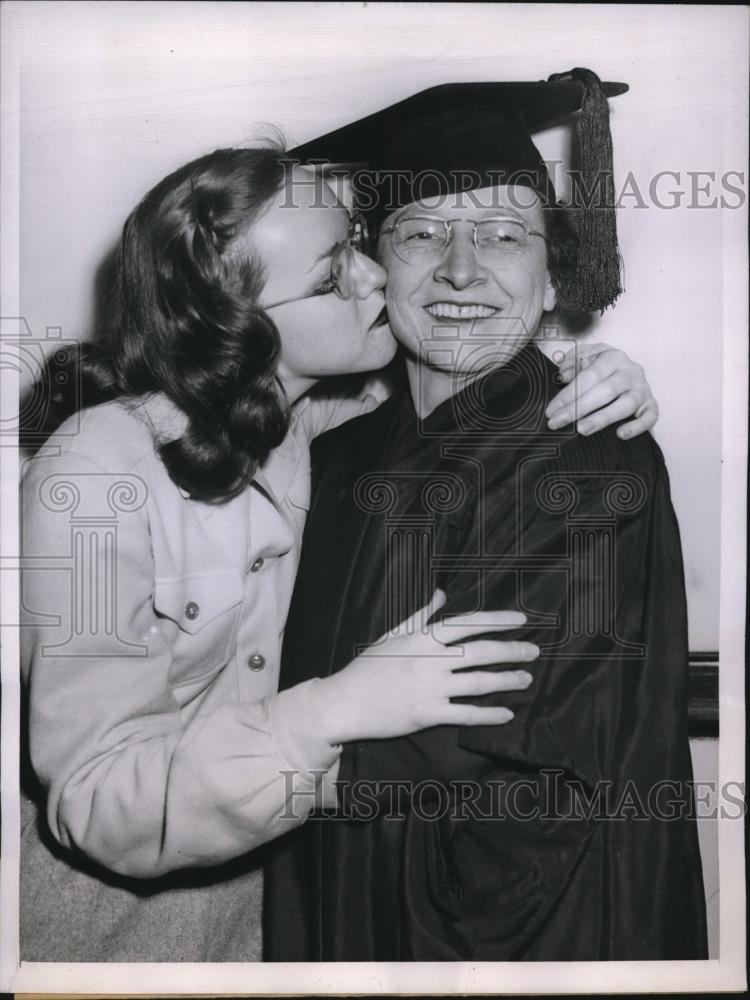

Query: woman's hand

[545,343,659,439]
[309,590,537,745]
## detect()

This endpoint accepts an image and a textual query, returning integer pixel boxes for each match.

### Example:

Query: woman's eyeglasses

[262,212,370,310]
[378,215,546,268]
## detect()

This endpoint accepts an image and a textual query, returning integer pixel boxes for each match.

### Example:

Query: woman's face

[377,184,556,380]
[250,170,396,400]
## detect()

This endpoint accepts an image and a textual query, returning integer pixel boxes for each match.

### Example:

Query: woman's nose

[434,231,487,289]
[350,250,387,299]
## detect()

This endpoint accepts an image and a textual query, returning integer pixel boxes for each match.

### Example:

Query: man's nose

[350,250,387,299]
[433,230,487,290]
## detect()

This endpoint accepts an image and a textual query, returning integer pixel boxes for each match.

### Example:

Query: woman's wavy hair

[44,146,291,503]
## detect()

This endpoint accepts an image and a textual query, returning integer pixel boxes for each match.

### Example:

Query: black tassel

[548,68,623,313]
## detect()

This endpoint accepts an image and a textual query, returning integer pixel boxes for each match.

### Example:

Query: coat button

[184,601,200,620]
[250,557,265,573]
[248,652,266,671]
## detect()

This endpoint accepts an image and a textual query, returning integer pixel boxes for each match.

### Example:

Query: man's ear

[543,271,557,312]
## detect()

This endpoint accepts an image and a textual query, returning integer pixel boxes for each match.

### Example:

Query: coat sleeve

[301,389,381,441]
[21,448,340,879]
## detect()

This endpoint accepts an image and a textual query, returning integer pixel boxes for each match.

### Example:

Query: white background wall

[4,1,747,967]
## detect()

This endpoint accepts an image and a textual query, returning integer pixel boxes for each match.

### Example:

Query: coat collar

[131,392,188,446]
[129,392,305,509]
[254,398,310,508]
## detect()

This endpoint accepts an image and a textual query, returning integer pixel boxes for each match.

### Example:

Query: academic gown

[265,345,708,962]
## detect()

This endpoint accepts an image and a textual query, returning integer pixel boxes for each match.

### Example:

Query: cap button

[184,601,200,621]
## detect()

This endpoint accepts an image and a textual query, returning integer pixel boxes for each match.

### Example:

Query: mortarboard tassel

[548,68,623,313]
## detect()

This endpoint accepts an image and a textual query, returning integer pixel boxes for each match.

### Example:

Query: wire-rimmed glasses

[379,215,546,268]
[262,211,370,310]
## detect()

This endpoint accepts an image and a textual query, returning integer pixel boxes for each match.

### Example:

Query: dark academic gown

[265,346,707,961]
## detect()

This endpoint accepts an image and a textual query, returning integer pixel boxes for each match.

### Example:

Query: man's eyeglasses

[262,212,370,311]
[378,215,546,268]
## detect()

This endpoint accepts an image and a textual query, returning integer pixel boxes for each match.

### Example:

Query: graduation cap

[289,68,628,312]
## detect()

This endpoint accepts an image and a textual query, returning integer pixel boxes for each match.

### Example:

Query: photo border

[1,2,746,994]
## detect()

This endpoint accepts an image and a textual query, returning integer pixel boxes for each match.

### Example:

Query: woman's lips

[424,302,501,320]
[369,305,389,329]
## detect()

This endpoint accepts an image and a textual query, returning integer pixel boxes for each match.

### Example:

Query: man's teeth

[425,303,499,320]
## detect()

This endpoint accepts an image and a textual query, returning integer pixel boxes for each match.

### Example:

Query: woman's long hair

[40,146,291,503]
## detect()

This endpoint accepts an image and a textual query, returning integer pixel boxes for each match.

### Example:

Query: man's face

[377,184,557,380]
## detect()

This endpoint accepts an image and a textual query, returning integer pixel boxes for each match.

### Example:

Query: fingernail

[517,671,533,686]
[546,400,561,416]
[548,414,566,430]
[578,421,593,435]
[525,644,540,660]
[500,709,515,722]
[619,427,632,439]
